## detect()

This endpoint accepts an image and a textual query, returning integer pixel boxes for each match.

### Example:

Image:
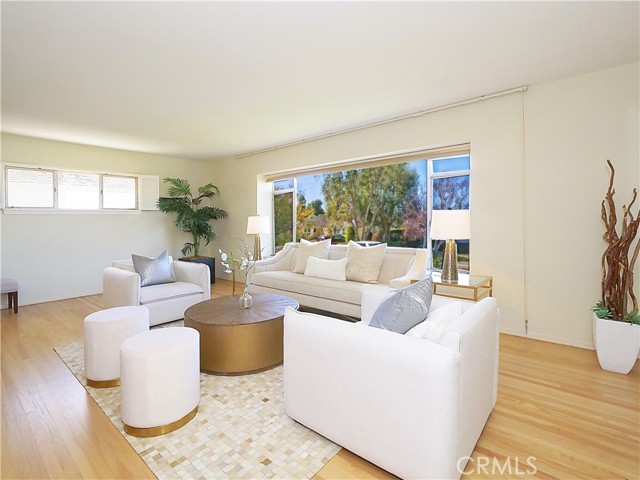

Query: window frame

[2,163,143,213]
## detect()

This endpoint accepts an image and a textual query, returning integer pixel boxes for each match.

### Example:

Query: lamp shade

[246,215,271,235]
[430,210,471,240]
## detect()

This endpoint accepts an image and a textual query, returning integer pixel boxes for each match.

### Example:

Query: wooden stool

[1,279,19,314]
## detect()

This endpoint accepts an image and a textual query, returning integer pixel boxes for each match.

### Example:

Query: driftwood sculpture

[600,160,640,321]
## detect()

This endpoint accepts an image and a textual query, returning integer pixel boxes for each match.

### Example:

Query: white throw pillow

[345,241,386,283]
[406,301,463,343]
[292,238,331,273]
[304,257,348,281]
[131,250,176,287]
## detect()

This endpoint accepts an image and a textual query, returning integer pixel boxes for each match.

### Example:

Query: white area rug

[55,335,339,479]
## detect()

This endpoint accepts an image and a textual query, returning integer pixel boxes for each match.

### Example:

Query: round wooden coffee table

[184,293,298,375]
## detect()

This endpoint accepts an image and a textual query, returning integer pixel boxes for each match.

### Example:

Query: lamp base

[253,235,262,261]
[441,239,459,283]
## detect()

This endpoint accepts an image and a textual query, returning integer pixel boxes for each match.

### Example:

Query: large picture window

[271,151,471,271]
[4,166,140,211]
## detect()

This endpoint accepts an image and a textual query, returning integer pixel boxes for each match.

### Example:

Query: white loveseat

[103,259,210,326]
[284,286,499,480]
[247,243,428,317]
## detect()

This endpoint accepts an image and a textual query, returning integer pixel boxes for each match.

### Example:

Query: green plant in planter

[158,178,228,257]
[592,160,640,324]
[591,301,613,319]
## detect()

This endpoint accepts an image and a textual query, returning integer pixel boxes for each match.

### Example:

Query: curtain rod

[237,86,528,159]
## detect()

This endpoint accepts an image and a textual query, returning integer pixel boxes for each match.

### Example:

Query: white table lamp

[430,209,471,283]
[246,216,271,260]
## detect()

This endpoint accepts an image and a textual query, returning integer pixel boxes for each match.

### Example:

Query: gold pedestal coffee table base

[184,293,299,375]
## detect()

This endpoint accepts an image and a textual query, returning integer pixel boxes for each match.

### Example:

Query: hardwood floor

[2,281,638,479]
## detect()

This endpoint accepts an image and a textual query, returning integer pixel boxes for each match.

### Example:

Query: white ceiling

[2,1,638,160]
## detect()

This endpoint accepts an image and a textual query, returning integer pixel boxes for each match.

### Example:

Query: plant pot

[592,314,640,374]
[179,256,216,284]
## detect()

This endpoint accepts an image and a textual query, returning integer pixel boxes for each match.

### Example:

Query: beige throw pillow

[345,241,387,283]
[292,238,331,273]
[304,257,348,281]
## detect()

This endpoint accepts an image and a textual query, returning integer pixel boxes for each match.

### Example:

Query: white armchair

[103,259,210,326]
[283,286,499,480]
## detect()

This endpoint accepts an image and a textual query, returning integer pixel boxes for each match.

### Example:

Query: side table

[431,272,493,302]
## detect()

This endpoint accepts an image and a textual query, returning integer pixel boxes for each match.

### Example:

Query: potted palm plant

[592,160,640,374]
[158,178,228,283]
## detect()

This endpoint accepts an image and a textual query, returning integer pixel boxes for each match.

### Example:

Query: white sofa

[247,243,428,317]
[103,259,210,326]
[284,286,499,480]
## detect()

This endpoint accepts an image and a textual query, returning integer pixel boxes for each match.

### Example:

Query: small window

[6,168,54,208]
[4,165,148,212]
[432,155,471,173]
[274,179,294,191]
[58,172,100,210]
[103,176,137,209]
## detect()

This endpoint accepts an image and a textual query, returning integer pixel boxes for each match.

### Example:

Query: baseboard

[500,327,595,351]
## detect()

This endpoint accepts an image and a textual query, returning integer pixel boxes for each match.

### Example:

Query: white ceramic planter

[592,314,640,374]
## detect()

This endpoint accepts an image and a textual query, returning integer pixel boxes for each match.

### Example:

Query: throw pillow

[345,241,387,283]
[368,277,433,334]
[292,238,331,274]
[304,257,348,281]
[131,250,176,287]
[406,301,463,343]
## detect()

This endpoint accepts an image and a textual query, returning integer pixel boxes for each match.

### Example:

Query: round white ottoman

[84,306,150,388]
[120,327,200,437]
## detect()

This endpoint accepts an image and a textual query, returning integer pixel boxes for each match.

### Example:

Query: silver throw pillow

[368,277,433,334]
[131,250,176,287]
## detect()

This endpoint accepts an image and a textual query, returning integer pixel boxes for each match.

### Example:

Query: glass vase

[239,287,253,309]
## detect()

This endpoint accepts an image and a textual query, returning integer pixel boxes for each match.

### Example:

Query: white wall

[0,133,224,305]
[210,62,639,349]
[523,62,639,347]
